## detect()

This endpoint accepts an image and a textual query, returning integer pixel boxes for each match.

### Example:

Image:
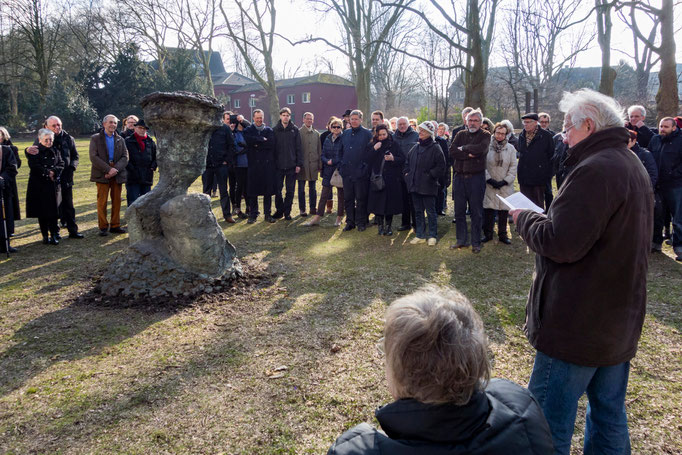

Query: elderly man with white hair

[89,114,129,236]
[624,104,654,148]
[511,89,654,454]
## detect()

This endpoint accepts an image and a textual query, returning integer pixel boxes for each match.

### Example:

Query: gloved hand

[486,179,496,186]
[496,180,508,188]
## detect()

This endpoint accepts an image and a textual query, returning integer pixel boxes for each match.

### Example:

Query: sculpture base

[97,239,242,298]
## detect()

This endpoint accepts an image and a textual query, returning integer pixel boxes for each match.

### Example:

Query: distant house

[216,73,358,129]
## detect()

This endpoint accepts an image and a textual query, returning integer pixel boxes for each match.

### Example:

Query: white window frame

[302,92,311,103]
[234,99,241,108]
[249,97,256,107]
[287,94,295,105]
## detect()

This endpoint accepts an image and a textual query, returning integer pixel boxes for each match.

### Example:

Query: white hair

[46,115,62,125]
[38,128,54,140]
[0,126,10,141]
[559,89,624,132]
[627,105,646,117]
[461,107,474,117]
[466,109,483,121]
[397,116,409,124]
[438,122,449,132]
[103,114,119,124]
[303,112,314,119]
[389,117,398,123]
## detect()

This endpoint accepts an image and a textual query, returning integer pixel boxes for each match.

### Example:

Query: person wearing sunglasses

[306,117,345,226]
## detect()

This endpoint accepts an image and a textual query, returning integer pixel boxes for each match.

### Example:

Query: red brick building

[215,73,358,130]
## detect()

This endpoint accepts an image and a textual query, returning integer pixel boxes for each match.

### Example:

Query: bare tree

[620,0,679,121]
[219,0,280,125]
[416,28,460,122]
[169,0,222,94]
[596,0,617,95]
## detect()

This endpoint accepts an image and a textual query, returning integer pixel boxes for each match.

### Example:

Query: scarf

[525,126,538,146]
[134,132,146,152]
[418,137,433,146]
[492,138,507,167]
[255,124,265,132]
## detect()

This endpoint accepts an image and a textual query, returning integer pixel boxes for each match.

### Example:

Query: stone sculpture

[99,91,241,297]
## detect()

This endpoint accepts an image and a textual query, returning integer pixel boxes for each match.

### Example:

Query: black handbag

[370,158,386,192]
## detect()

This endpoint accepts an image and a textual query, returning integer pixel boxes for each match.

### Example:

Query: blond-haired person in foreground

[327,286,553,454]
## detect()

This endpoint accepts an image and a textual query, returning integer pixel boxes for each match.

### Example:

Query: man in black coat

[539,112,556,209]
[393,117,419,230]
[648,117,682,259]
[243,109,277,223]
[0,145,18,253]
[202,111,236,223]
[625,105,655,148]
[124,120,158,207]
[339,110,373,231]
[272,107,302,220]
[515,113,555,210]
[26,116,83,239]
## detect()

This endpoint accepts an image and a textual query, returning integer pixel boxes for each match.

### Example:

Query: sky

[214,0,682,79]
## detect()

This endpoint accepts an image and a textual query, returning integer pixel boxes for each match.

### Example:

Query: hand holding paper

[496,192,544,214]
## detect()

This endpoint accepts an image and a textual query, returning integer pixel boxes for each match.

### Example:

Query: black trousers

[38,216,58,238]
[298,180,317,214]
[483,208,510,240]
[233,167,248,212]
[247,195,273,219]
[343,177,369,227]
[202,165,231,219]
[58,182,78,234]
[228,167,237,205]
[275,168,296,216]
[400,180,416,228]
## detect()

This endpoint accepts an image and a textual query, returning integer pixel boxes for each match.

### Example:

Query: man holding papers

[510,89,653,455]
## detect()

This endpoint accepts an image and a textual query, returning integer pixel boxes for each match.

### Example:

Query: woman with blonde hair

[327,286,553,454]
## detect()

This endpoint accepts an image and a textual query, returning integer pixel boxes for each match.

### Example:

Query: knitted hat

[418,121,436,139]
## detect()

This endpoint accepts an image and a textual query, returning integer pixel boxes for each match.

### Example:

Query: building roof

[213,71,256,86]
[229,73,354,94]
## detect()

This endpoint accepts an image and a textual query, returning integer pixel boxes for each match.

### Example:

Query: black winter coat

[1,139,20,221]
[327,379,553,455]
[516,127,555,186]
[273,121,302,171]
[26,144,63,219]
[321,134,343,187]
[33,130,78,186]
[392,128,419,159]
[0,145,18,236]
[625,122,654,148]
[243,124,277,196]
[404,138,446,197]
[339,126,373,182]
[631,144,658,189]
[648,128,682,190]
[124,134,158,186]
[366,139,405,216]
[206,124,236,168]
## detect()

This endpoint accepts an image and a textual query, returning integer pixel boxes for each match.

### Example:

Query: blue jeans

[529,351,631,455]
[411,193,437,239]
[126,183,152,207]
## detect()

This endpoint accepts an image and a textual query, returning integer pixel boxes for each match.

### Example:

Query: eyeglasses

[561,123,576,139]
[331,125,342,129]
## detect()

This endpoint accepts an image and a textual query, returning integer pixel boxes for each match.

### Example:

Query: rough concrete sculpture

[99,91,241,297]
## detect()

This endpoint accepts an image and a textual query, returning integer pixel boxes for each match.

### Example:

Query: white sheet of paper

[496,192,545,213]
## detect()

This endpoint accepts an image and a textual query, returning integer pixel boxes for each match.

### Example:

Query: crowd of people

[0,96,680,260]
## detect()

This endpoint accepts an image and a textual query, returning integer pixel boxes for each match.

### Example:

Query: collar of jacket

[375,392,490,443]
[396,127,414,137]
[661,127,680,143]
[564,127,630,167]
[275,120,295,132]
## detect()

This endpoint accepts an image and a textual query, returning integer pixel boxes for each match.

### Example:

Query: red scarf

[134,132,146,152]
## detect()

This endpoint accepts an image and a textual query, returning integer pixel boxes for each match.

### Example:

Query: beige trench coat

[298,126,322,181]
[483,142,517,210]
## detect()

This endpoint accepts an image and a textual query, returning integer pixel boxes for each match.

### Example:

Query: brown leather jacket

[516,127,654,367]
[450,128,491,175]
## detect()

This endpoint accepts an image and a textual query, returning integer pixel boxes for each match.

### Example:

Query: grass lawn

[1,137,680,454]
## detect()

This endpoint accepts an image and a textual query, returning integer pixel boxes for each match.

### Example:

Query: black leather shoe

[55,233,62,240]
[99,229,109,237]
[377,225,384,235]
[42,237,49,244]
[357,225,366,232]
[109,227,127,234]
[265,215,276,223]
[284,214,292,220]
[272,211,284,219]
[343,224,355,231]
[300,212,308,217]
[69,232,84,239]
[237,211,248,219]
[499,237,512,245]
[2,246,18,253]
[48,236,59,245]
[384,226,393,236]
[481,235,493,243]
[397,225,411,231]
[247,218,256,224]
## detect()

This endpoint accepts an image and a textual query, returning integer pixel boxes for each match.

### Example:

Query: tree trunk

[655,0,679,121]
[464,0,486,110]
[596,0,616,96]
[385,89,396,112]
[356,68,371,126]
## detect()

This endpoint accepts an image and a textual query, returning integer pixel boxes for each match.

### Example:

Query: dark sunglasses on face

[331,125,342,129]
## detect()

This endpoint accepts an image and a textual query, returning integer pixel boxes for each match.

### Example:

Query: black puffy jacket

[206,124,236,168]
[403,138,446,197]
[32,130,78,185]
[327,379,553,455]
